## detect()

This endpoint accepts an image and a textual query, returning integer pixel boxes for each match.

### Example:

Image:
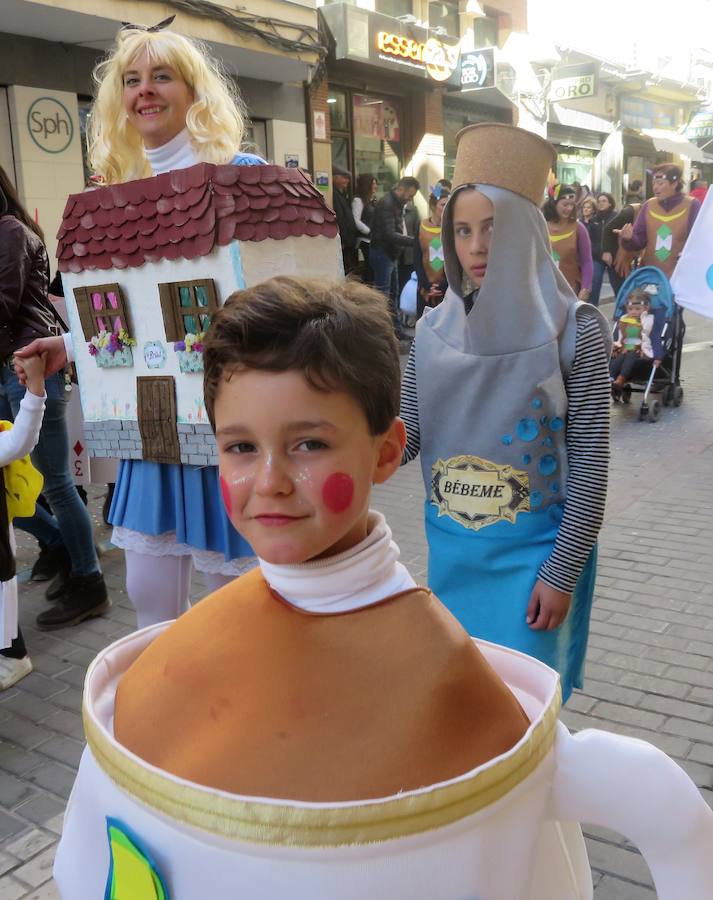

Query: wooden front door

[136,376,181,465]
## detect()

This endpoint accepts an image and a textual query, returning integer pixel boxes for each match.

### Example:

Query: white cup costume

[57,622,713,898]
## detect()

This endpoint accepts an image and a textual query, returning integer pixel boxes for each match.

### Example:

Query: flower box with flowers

[174,333,205,374]
[87,329,135,368]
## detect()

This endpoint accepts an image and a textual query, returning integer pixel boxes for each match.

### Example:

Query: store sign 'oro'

[376,31,459,81]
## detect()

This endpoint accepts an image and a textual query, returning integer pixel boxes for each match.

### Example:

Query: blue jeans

[591,260,624,307]
[370,245,402,335]
[0,367,99,577]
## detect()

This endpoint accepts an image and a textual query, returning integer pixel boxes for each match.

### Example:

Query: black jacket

[332,188,357,252]
[585,209,617,261]
[0,216,56,351]
[603,205,639,258]
[370,190,415,260]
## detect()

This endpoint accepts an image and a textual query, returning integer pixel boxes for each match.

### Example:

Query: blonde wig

[88,28,248,184]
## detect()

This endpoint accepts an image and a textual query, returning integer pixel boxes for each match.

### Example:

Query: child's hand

[526,580,571,630]
[615,223,634,241]
[15,354,47,398]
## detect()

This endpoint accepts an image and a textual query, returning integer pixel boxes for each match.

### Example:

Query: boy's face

[452,189,494,289]
[214,369,405,565]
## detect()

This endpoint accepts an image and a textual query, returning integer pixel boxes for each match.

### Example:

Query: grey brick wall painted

[85,420,217,466]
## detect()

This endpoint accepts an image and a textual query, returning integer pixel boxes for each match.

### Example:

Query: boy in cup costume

[401,124,611,701]
[54,278,713,899]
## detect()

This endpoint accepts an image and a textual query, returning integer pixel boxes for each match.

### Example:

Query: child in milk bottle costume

[401,124,611,700]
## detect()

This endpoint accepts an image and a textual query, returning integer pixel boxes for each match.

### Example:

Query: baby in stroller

[610,288,664,397]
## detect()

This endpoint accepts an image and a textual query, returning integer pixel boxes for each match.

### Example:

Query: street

[0,299,712,899]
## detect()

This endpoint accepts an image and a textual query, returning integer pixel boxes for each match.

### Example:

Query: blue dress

[109,152,264,562]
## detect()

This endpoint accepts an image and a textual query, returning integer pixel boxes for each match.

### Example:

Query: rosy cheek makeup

[219,475,232,517]
[322,472,354,514]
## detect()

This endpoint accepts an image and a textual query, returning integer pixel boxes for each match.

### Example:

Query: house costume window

[159,279,219,342]
[73,284,130,340]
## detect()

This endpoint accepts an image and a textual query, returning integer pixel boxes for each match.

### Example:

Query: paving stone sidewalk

[1,305,712,898]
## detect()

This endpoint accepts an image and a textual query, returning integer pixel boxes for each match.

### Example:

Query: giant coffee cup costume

[401,124,611,699]
[55,514,713,898]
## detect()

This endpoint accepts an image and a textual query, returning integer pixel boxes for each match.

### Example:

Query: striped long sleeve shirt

[400,312,611,594]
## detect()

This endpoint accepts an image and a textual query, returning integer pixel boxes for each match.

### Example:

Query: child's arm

[0,355,46,468]
[399,343,421,464]
[534,313,610,621]
[575,222,593,299]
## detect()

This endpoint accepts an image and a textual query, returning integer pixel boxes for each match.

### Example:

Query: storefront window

[556,149,595,189]
[245,119,268,162]
[443,102,510,183]
[429,1,460,37]
[375,0,412,19]
[353,93,403,195]
[473,16,498,48]
[328,89,349,132]
[77,97,93,184]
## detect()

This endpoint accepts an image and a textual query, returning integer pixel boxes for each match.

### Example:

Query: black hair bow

[120,15,176,32]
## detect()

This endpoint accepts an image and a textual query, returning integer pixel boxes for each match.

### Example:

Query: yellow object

[0,422,43,521]
[106,821,167,899]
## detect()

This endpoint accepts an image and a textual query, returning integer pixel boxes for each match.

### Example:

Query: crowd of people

[1,17,713,897]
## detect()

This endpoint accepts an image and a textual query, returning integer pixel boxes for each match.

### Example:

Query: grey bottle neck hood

[439,183,585,357]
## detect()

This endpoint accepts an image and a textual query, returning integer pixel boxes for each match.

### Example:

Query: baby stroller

[611,266,684,422]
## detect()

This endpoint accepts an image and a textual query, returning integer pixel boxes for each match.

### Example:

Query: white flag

[670,190,713,319]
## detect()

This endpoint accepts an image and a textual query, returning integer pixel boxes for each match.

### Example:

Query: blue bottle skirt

[425,500,596,703]
[108,460,255,577]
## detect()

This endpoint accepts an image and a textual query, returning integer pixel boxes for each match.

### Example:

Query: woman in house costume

[401,124,610,701]
[29,23,263,629]
[53,276,713,900]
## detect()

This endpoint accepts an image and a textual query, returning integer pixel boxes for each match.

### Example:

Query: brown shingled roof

[56,163,339,273]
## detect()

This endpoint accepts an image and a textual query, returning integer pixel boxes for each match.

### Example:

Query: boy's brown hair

[203,276,400,435]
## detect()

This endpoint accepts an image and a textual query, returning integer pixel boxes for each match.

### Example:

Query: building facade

[0,0,323,261]
[311,0,526,208]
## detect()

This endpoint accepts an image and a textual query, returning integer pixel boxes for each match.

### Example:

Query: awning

[549,103,613,134]
[641,128,712,162]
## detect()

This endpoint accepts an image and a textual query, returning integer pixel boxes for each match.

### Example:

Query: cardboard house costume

[56,163,341,467]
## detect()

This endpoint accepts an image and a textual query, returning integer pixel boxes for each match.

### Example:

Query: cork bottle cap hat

[453,123,557,206]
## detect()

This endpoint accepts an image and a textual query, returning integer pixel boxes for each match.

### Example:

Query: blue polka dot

[531,398,543,409]
[522,454,531,465]
[538,454,558,476]
[540,415,549,426]
[550,482,559,492]
[530,490,543,509]
[550,416,564,432]
[516,418,539,442]
[501,434,513,446]
[707,264,713,291]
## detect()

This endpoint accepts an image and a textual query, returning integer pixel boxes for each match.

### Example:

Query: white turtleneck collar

[144,128,200,176]
[259,511,417,614]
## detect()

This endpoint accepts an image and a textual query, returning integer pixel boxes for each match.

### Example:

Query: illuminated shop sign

[320,4,460,85]
[375,31,459,82]
[460,49,495,90]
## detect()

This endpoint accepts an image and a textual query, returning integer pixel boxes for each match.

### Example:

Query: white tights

[124,550,233,630]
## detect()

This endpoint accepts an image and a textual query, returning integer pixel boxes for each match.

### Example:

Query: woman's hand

[602,252,613,266]
[526,580,572,630]
[14,336,67,384]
